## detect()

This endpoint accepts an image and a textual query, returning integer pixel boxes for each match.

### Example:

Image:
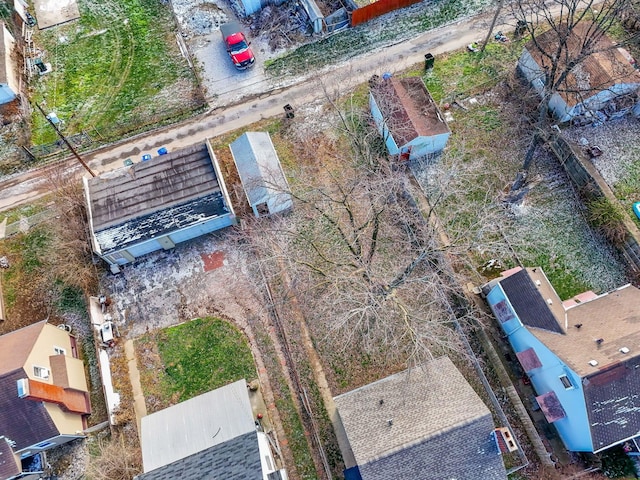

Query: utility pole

[35,103,96,177]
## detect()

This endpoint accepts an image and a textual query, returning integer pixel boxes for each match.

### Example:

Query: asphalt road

[0,10,501,212]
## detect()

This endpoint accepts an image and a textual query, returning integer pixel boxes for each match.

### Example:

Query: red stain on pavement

[201,251,225,272]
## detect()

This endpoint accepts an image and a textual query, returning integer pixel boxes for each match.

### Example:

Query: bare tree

[236,83,482,364]
[510,0,638,178]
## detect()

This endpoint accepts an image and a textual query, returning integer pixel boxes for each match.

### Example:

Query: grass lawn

[29,0,201,145]
[139,317,256,404]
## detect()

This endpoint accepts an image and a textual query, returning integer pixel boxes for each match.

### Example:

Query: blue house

[84,141,236,273]
[369,76,450,161]
[486,267,640,453]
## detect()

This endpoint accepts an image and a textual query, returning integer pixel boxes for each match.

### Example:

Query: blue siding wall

[106,215,235,265]
[0,84,16,105]
[406,131,450,160]
[369,93,399,155]
[487,285,593,452]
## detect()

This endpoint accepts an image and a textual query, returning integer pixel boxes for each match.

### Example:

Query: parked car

[220,21,255,70]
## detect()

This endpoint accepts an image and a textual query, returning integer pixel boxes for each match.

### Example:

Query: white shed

[230,132,292,217]
[0,24,19,105]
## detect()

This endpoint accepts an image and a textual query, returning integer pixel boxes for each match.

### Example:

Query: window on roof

[33,366,49,379]
[54,346,66,355]
[559,375,573,389]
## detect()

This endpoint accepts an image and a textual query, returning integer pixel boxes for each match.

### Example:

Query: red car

[220,22,255,70]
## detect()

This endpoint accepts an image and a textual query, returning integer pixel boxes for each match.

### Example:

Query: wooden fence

[351,0,423,26]
[548,132,640,272]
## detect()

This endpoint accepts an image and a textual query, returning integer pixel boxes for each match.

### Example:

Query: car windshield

[230,40,249,54]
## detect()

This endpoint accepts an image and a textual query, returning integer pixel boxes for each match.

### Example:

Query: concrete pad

[33,0,80,30]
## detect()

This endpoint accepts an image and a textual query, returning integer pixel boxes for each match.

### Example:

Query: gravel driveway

[170,0,273,107]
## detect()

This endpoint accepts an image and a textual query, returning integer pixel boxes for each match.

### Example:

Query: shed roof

[371,77,450,147]
[86,143,232,254]
[0,320,47,376]
[229,132,292,212]
[334,357,506,479]
[525,23,640,106]
[140,379,258,474]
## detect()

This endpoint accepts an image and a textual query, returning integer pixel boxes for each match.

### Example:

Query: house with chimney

[485,267,640,453]
[0,321,91,480]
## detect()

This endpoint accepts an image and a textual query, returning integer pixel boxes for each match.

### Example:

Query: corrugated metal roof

[140,379,256,473]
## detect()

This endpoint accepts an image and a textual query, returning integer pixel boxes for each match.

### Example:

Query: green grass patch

[154,317,256,402]
[422,41,523,102]
[30,0,199,145]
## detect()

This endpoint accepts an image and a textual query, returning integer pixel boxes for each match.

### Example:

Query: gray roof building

[84,141,236,271]
[334,356,507,480]
[229,132,292,218]
[136,379,286,480]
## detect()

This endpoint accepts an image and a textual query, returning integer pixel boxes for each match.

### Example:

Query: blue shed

[84,141,236,273]
[369,76,450,161]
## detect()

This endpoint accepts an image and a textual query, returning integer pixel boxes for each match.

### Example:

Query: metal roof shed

[230,132,292,218]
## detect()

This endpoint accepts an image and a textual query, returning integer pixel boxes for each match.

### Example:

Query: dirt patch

[201,250,226,271]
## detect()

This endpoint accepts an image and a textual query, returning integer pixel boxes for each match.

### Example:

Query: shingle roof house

[0,23,19,105]
[369,76,450,161]
[486,267,640,452]
[517,23,640,122]
[229,132,292,218]
[84,141,236,272]
[0,321,91,480]
[135,379,287,480]
[334,356,507,480]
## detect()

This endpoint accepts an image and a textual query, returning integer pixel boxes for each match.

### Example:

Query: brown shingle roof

[371,77,450,146]
[525,23,640,106]
[0,321,47,376]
